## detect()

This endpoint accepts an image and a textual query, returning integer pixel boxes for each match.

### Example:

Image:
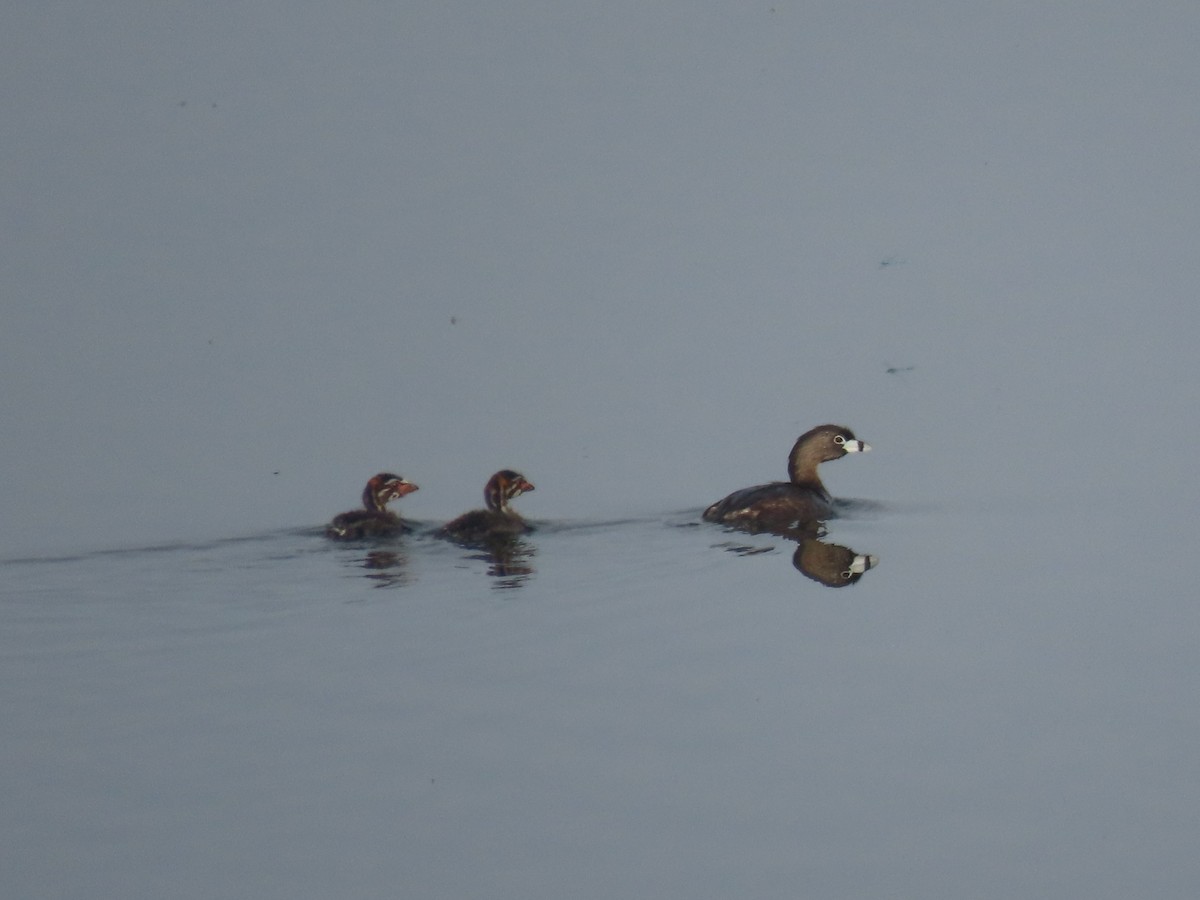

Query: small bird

[703,424,870,530]
[326,472,419,540]
[438,470,535,544]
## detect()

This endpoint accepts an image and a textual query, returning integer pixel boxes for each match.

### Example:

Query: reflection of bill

[701,422,877,587]
[711,532,878,589]
[791,536,877,588]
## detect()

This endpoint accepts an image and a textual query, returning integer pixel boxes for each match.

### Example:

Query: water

[5,494,1198,900]
[7,3,1200,897]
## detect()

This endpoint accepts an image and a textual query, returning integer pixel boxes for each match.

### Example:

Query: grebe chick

[326,472,419,540]
[438,470,535,544]
[702,424,870,529]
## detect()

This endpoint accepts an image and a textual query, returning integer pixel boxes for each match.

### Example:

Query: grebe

[703,424,869,529]
[326,472,418,540]
[438,470,535,543]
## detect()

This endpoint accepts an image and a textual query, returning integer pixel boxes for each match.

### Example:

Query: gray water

[5,493,1199,899]
[5,3,1200,898]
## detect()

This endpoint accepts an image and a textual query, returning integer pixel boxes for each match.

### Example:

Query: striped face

[365,473,419,511]
[484,470,536,513]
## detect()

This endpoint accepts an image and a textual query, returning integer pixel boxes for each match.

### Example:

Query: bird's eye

[834,435,846,445]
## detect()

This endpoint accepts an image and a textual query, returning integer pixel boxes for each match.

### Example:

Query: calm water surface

[4,497,1197,900]
[7,4,1200,897]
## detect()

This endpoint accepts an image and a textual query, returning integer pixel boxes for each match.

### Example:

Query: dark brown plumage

[326,472,419,540]
[702,424,870,530]
[438,470,535,544]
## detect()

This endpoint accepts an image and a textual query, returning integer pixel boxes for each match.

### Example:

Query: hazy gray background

[6,6,1200,898]
[5,1,1197,557]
